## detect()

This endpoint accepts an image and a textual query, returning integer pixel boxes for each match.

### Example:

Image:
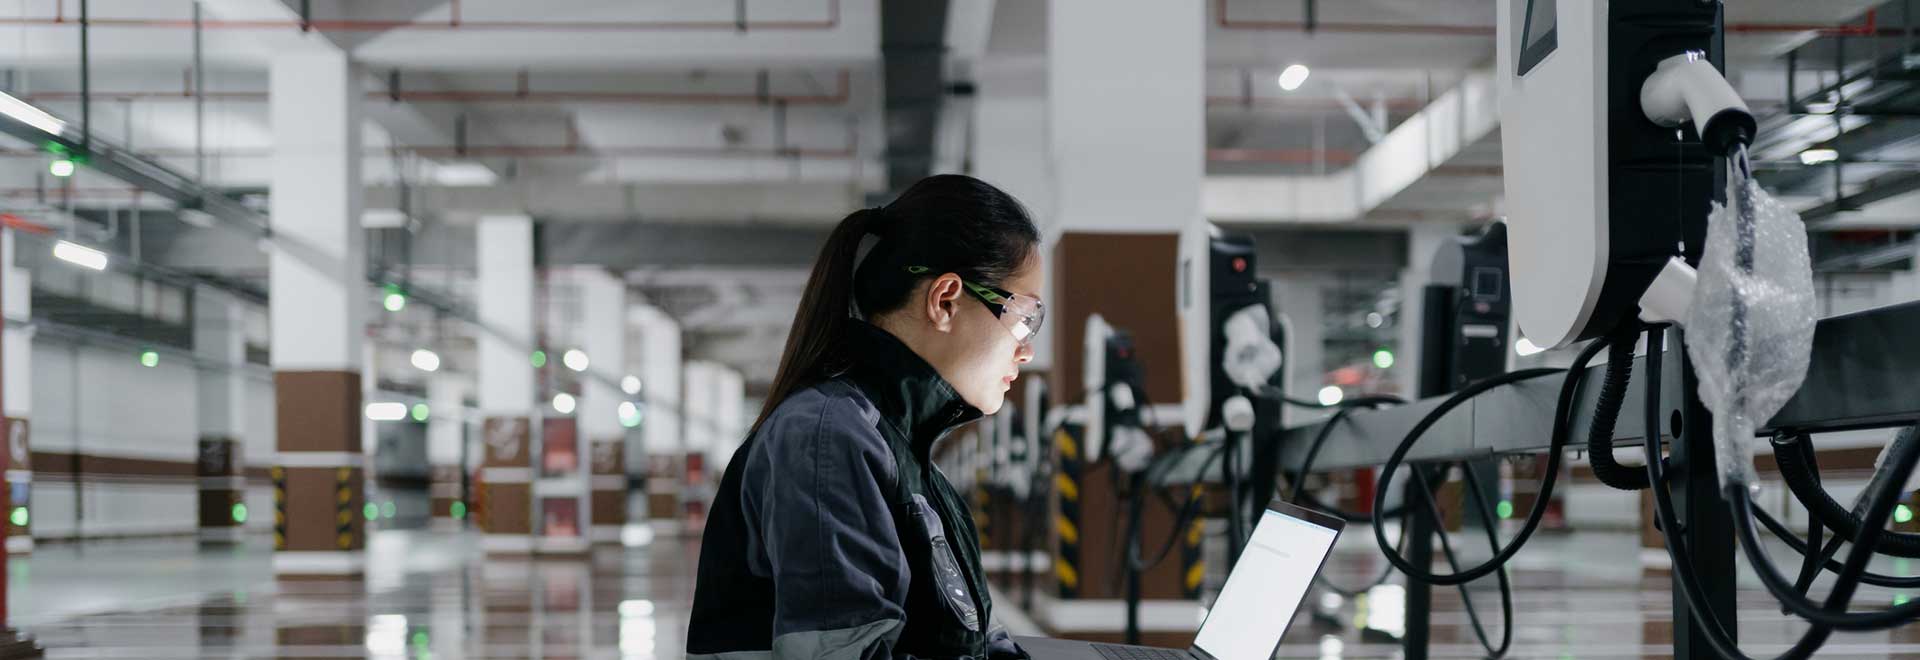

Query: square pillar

[268,49,367,578]
[427,375,469,530]
[476,215,536,555]
[576,270,628,544]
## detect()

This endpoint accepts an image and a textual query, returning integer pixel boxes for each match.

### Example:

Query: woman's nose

[1016,342,1035,364]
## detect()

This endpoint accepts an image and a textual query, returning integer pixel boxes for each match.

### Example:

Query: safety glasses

[907,266,1045,346]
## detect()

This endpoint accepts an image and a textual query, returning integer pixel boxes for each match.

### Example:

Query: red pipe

[2,0,837,32]
[21,69,853,107]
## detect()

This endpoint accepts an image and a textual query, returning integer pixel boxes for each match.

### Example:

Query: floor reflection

[7,528,1920,659]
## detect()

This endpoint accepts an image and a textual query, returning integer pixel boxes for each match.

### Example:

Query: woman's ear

[924,274,965,333]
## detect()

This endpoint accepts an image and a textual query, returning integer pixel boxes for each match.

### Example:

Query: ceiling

[0,0,1902,392]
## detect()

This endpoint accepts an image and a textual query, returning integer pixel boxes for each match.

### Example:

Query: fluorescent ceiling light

[0,91,68,136]
[1278,64,1311,92]
[410,349,441,372]
[52,240,108,271]
[552,392,577,414]
[621,375,643,395]
[362,208,410,229]
[1799,148,1840,166]
[430,162,498,187]
[365,402,409,421]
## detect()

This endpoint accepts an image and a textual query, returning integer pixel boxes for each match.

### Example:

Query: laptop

[1018,499,1346,660]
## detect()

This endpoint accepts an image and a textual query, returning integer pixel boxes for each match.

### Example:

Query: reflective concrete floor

[6,527,1920,659]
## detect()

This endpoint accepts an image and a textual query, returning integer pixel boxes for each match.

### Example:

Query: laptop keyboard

[1092,643,1190,660]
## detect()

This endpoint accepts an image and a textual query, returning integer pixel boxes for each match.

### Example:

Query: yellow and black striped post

[271,466,287,550]
[334,467,354,550]
[1053,423,1083,598]
[1181,483,1207,599]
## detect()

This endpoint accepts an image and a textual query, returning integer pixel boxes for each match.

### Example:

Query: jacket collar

[843,321,983,456]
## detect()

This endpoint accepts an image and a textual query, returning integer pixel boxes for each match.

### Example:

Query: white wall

[27,335,277,539]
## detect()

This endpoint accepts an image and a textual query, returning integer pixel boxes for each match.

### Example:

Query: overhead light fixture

[621,375,643,395]
[563,349,590,372]
[139,350,159,368]
[0,90,68,136]
[552,392,577,414]
[1799,148,1840,166]
[48,158,74,177]
[53,240,108,271]
[1278,64,1312,92]
[410,349,441,373]
[1514,336,1547,357]
[1317,385,1344,406]
[365,402,409,421]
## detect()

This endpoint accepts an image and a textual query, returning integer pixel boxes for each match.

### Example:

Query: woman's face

[939,251,1042,415]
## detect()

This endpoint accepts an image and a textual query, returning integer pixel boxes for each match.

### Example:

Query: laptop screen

[1191,506,1341,660]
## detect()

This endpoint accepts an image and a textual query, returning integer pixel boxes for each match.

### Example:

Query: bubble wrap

[1684,161,1817,493]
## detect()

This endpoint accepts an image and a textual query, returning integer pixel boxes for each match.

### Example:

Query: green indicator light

[1496,500,1514,520]
[411,403,430,422]
[363,502,379,521]
[450,501,466,519]
[1372,349,1395,370]
[1896,504,1915,525]
[381,502,397,519]
[531,350,548,368]
[412,631,429,647]
[231,502,248,523]
[383,292,407,312]
[1896,594,1912,607]
[9,507,26,526]
[140,350,159,368]
[49,158,74,177]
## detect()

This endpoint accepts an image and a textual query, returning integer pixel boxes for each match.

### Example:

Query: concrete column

[195,286,248,545]
[2,231,29,555]
[427,375,468,530]
[632,305,682,532]
[268,49,367,578]
[974,58,1055,369]
[1041,0,1205,628]
[476,215,536,555]
[576,271,628,544]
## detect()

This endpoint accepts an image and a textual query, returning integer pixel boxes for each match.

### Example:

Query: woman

[688,174,1043,660]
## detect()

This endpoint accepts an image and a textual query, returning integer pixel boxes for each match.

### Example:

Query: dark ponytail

[752,174,1039,433]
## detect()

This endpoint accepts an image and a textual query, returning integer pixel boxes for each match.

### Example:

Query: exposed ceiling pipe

[0,0,839,32]
[1215,0,1879,38]
[21,69,854,107]
[0,140,860,162]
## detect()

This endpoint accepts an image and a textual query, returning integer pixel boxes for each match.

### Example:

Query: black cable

[1126,441,1227,572]
[1369,353,1593,586]
[1414,465,1515,659]
[1773,432,1920,557]
[1789,437,1827,599]
[1639,325,1914,660]
[1587,325,1651,490]
[1731,428,1920,630]
[1288,396,1410,524]
[1750,503,1920,589]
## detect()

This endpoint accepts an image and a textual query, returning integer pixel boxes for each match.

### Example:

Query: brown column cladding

[430,464,463,521]
[479,417,532,536]
[1047,233,1193,602]
[590,438,626,530]
[273,371,364,553]
[197,436,244,533]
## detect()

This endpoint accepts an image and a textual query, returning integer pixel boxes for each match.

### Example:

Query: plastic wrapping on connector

[1684,161,1817,494]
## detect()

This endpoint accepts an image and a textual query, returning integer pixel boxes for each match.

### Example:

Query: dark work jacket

[687,322,1016,660]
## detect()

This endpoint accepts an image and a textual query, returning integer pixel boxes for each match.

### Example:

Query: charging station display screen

[1191,509,1339,660]
[1518,0,1557,76]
